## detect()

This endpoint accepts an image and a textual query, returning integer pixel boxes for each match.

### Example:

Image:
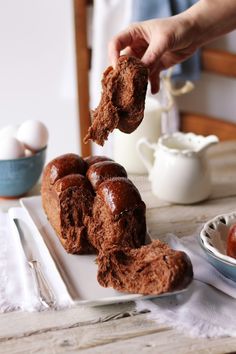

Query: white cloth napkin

[0,209,72,312]
[136,233,236,338]
[0,210,28,312]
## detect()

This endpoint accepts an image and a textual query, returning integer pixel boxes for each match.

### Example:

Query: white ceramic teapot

[137,132,219,204]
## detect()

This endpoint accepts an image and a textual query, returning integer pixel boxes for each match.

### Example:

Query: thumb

[141,41,166,69]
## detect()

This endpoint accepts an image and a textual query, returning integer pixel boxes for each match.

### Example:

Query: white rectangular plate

[20,196,188,306]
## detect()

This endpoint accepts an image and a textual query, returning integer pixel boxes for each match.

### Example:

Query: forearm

[184,0,236,47]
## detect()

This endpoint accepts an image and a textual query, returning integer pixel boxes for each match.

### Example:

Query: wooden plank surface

[180,112,236,141]
[1,141,236,353]
[202,48,236,78]
[0,312,236,354]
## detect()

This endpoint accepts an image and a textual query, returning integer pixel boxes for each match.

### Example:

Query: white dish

[200,211,236,265]
[20,196,188,306]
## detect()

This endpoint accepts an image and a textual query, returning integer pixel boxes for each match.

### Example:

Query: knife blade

[14,218,56,309]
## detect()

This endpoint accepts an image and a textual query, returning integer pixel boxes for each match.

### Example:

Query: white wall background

[0,0,79,162]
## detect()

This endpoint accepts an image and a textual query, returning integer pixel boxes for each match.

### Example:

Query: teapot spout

[197,135,219,153]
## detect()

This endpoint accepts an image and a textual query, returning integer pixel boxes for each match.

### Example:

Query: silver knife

[14,218,56,309]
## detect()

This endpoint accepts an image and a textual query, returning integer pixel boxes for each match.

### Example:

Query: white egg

[17,120,48,151]
[24,148,33,157]
[0,125,18,139]
[0,136,25,160]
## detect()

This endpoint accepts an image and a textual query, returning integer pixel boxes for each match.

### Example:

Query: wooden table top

[1,141,236,354]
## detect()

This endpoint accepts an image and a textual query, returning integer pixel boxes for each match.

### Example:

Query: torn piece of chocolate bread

[84,56,148,146]
[97,240,193,295]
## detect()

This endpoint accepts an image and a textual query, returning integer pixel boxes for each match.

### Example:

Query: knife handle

[29,260,56,309]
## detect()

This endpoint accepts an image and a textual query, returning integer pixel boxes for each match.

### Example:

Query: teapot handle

[136,138,156,175]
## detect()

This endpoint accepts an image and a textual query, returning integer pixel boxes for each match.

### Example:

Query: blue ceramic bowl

[200,212,236,282]
[0,146,46,197]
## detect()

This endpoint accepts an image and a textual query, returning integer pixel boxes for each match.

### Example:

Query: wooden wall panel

[180,112,236,141]
[202,48,236,78]
[73,0,91,157]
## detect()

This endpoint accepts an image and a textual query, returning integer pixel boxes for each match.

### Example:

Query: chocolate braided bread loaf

[41,154,146,254]
[42,154,193,295]
[84,56,148,146]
